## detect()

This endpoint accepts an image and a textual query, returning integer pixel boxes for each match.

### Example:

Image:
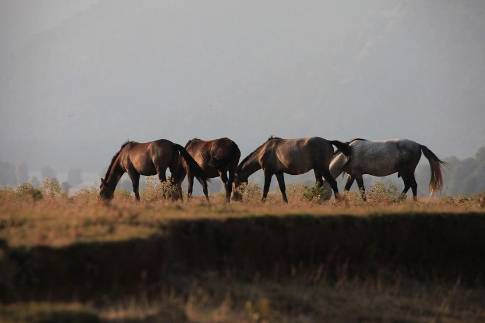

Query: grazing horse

[234,137,351,202]
[328,138,445,200]
[99,140,207,201]
[182,137,241,203]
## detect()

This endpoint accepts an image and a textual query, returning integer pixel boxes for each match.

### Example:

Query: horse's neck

[242,154,261,178]
[329,153,348,178]
[106,163,124,191]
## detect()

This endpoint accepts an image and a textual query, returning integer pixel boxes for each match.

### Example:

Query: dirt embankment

[1,213,485,302]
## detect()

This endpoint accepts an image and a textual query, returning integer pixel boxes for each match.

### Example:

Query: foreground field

[1,184,485,322]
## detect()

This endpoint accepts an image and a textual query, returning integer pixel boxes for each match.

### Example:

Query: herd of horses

[99,136,444,203]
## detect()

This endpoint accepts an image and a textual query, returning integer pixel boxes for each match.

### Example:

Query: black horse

[181,137,241,203]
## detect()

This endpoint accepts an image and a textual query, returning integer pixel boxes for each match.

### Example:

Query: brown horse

[99,139,207,201]
[234,136,351,202]
[180,137,241,203]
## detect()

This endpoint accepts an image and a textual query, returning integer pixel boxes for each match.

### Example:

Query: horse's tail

[173,144,207,182]
[330,140,351,157]
[420,145,445,194]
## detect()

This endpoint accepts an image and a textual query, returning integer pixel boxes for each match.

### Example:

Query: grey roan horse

[234,137,351,202]
[328,138,445,200]
[182,137,241,203]
[100,140,207,200]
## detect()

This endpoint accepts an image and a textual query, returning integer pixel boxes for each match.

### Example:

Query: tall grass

[1,182,485,322]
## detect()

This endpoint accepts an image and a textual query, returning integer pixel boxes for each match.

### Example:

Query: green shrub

[114,189,133,201]
[367,181,400,202]
[302,183,332,202]
[16,183,43,201]
[73,186,98,203]
[41,178,62,198]
[142,177,179,201]
[0,187,16,201]
[286,184,306,201]
[234,182,262,202]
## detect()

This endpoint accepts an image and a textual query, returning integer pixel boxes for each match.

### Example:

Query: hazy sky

[1,0,484,172]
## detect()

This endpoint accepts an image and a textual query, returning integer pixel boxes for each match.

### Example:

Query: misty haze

[1,0,485,194]
[3,1,485,322]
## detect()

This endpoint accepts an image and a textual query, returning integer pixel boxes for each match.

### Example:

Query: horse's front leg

[275,172,288,203]
[127,169,141,201]
[262,170,273,202]
[355,175,366,201]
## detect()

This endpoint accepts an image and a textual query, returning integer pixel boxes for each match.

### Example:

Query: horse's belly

[281,162,313,175]
[139,165,158,176]
[203,167,220,178]
[363,166,396,177]
[131,158,157,176]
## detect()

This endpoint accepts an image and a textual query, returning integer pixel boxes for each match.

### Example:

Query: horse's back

[124,140,177,175]
[270,137,333,174]
[349,139,421,176]
[185,137,240,175]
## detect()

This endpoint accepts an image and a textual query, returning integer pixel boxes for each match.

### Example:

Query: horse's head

[99,178,114,200]
[232,170,248,201]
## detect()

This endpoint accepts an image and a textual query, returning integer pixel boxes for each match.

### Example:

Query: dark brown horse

[99,139,207,201]
[234,136,351,202]
[181,137,241,203]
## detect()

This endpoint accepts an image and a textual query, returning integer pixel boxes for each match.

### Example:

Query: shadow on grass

[1,212,485,302]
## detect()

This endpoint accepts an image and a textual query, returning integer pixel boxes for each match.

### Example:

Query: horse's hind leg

[157,169,167,182]
[400,172,418,201]
[275,172,288,203]
[322,169,341,200]
[195,177,210,203]
[227,169,235,202]
[156,167,169,199]
[187,173,194,199]
[313,170,324,187]
[355,175,366,201]
[344,175,355,191]
[410,174,418,201]
[400,176,411,200]
[219,170,231,203]
[202,180,209,202]
[176,183,183,202]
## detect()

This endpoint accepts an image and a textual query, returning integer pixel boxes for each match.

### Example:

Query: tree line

[1,146,485,196]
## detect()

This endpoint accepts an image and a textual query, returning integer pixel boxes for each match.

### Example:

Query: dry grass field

[1,180,485,322]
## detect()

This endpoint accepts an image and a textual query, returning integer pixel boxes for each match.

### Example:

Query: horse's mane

[333,138,367,156]
[349,138,367,143]
[267,135,282,141]
[185,138,201,148]
[103,141,132,180]
[237,139,271,171]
